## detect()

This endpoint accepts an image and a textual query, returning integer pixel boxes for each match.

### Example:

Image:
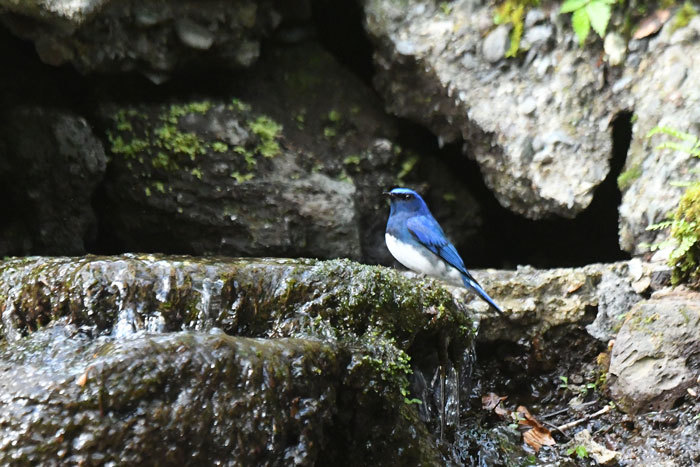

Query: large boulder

[0,255,474,464]
[97,43,483,263]
[617,17,700,255]
[0,0,310,79]
[608,289,700,414]
[363,0,619,219]
[0,106,107,256]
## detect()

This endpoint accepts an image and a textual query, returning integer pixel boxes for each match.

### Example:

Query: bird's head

[384,187,429,215]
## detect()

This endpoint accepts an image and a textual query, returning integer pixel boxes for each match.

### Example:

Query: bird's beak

[382,191,392,198]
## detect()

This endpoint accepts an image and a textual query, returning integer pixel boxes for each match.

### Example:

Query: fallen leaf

[76,366,92,387]
[633,9,671,39]
[523,425,556,452]
[482,392,507,411]
[516,405,556,451]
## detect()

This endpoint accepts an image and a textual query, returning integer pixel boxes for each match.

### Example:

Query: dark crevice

[311,0,375,87]
[391,112,633,269]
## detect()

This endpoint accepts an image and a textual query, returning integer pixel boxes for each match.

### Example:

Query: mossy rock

[0,255,473,464]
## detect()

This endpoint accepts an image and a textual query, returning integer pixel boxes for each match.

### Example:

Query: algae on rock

[0,255,474,465]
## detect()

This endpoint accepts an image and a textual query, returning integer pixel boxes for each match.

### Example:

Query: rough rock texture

[469,260,662,342]
[0,106,107,256]
[0,0,309,78]
[608,289,700,414]
[0,255,473,465]
[585,258,649,342]
[98,43,483,263]
[364,0,619,219]
[617,17,700,255]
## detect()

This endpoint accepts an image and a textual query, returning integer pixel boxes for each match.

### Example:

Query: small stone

[175,18,215,50]
[234,41,260,67]
[565,430,620,465]
[482,25,510,63]
[521,24,553,50]
[524,8,546,27]
[395,40,416,56]
[519,97,537,116]
[604,33,627,66]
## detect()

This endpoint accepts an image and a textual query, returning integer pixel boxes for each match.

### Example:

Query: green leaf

[586,0,612,37]
[575,445,589,458]
[561,0,588,13]
[648,126,699,143]
[572,8,591,45]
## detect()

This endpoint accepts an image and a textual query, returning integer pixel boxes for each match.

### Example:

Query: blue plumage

[384,188,504,316]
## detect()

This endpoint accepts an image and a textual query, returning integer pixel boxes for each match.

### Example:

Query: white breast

[385,233,464,286]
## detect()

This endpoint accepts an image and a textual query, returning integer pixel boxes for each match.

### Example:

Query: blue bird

[384,187,504,316]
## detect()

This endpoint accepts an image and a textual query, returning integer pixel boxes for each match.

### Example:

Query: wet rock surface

[0,106,107,256]
[364,0,618,219]
[0,255,472,465]
[608,289,700,414]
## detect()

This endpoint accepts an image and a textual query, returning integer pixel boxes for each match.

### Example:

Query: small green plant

[559,375,569,389]
[644,126,700,286]
[672,1,697,32]
[566,444,589,458]
[249,116,282,158]
[560,0,615,45]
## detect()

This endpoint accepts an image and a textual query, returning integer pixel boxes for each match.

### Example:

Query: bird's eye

[402,194,412,200]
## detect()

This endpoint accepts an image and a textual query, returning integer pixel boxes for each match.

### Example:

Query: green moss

[249,116,282,158]
[397,155,419,182]
[229,98,251,112]
[108,132,150,159]
[191,168,203,180]
[154,125,206,160]
[151,152,179,170]
[295,110,306,130]
[669,182,700,285]
[343,154,362,165]
[672,1,697,31]
[328,109,342,122]
[323,127,337,139]
[153,181,166,193]
[211,141,229,153]
[234,145,257,169]
[617,164,642,190]
[165,101,212,124]
[231,171,255,183]
[494,0,538,57]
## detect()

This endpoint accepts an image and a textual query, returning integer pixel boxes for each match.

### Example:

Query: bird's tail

[462,276,505,317]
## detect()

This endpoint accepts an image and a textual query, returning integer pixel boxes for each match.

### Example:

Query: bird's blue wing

[406,215,478,283]
[407,215,503,316]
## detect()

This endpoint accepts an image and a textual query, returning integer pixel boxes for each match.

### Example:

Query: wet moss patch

[0,255,474,464]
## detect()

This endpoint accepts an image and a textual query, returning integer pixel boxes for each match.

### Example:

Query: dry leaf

[516,405,556,452]
[633,9,671,39]
[523,425,556,452]
[482,392,507,411]
[76,366,91,387]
